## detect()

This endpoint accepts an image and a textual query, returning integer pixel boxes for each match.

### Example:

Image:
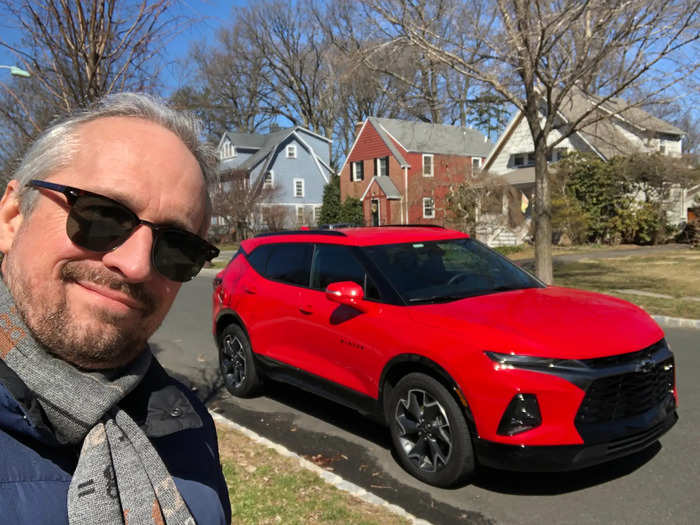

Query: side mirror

[325,281,368,312]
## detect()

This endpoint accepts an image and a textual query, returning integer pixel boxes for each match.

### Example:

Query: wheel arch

[379,354,476,430]
[215,309,248,342]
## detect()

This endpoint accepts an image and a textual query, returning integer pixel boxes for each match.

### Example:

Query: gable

[348,121,405,164]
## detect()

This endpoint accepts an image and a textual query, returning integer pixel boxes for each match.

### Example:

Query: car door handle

[244,285,257,295]
[299,304,314,314]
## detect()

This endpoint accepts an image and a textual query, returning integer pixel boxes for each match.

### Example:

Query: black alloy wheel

[218,324,261,397]
[388,372,474,487]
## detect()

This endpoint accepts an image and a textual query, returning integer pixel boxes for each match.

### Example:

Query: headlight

[484,351,589,371]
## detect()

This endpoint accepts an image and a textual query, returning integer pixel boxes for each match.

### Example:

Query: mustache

[60,263,156,313]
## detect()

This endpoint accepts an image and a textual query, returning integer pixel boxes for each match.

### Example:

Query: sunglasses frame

[26,179,219,282]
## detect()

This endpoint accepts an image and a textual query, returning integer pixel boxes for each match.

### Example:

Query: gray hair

[14,92,215,236]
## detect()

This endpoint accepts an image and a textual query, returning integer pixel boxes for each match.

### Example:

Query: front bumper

[474,404,678,472]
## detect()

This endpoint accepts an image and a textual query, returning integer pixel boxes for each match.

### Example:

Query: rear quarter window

[249,243,312,286]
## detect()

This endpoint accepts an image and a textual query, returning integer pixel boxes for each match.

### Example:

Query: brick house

[339,117,492,226]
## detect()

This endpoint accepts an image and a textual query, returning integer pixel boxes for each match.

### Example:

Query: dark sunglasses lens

[66,195,137,252]
[153,230,208,282]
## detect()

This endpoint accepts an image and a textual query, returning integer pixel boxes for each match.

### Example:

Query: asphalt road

[153,274,700,525]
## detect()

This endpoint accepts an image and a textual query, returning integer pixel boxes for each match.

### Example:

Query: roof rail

[254,229,347,238]
[383,224,446,229]
[317,223,360,230]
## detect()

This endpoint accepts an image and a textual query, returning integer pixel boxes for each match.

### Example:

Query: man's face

[0,116,207,369]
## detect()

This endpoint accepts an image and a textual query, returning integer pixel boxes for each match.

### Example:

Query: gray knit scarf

[0,279,195,525]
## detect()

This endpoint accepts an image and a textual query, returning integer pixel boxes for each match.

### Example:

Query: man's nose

[101,225,154,281]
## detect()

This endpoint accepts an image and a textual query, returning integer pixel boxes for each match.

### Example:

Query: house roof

[219,126,331,173]
[370,117,493,158]
[500,167,536,188]
[221,131,268,149]
[360,176,402,201]
[484,88,686,169]
[593,95,685,136]
[557,88,686,160]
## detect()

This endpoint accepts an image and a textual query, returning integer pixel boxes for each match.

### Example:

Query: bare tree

[0,0,182,178]
[234,0,339,141]
[170,23,272,141]
[321,0,500,126]
[362,0,700,282]
[211,170,280,241]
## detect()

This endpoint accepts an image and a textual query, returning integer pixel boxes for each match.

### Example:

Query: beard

[4,257,160,370]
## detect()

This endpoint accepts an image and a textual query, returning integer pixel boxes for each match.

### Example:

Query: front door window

[371,199,380,226]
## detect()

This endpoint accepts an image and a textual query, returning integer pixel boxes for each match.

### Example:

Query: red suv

[212,226,677,487]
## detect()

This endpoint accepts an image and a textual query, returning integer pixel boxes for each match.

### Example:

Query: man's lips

[73,279,148,311]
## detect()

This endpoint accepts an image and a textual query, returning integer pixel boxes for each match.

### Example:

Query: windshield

[362,238,542,304]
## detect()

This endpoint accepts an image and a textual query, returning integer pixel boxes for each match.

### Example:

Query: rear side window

[246,245,273,275]
[259,243,313,286]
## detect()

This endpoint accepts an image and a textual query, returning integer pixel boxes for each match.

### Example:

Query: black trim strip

[255,355,383,421]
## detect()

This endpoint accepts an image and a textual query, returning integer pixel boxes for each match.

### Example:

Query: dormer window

[220,141,236,160]
[286,145,297,158]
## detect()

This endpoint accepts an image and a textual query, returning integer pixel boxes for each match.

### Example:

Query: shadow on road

[474,443,661,495]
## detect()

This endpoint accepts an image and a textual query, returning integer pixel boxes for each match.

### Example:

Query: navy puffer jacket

[0,358,231,524]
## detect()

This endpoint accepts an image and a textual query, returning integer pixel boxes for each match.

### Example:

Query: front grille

[580,340,666,369]
[575,356,675,424]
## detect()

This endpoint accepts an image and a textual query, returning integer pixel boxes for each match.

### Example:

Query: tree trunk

[534,143,553,284]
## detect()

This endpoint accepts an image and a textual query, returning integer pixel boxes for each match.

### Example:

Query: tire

[388,373,474,487]
[218,324,261,397]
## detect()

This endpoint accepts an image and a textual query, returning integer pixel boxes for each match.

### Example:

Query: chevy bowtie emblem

[636,358,655,374]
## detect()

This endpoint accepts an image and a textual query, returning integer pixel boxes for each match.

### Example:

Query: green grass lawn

[550,250,700,319]
[216,425,410,525]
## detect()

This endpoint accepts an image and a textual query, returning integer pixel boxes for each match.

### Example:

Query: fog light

[497,393,542,436]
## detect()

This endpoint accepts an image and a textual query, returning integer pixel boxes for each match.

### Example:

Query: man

[0,93,231,524]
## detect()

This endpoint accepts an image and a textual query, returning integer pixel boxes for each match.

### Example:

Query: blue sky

[0,0,242,95]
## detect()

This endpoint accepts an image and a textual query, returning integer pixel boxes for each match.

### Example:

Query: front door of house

[371,198,380,226]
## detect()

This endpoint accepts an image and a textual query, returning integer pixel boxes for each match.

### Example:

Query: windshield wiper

[408,286,528,303]
[408,294,474,304]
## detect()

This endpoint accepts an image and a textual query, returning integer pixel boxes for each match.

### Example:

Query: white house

[482,88,688,243]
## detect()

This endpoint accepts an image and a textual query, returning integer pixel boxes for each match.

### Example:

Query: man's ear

[0,180,24,254]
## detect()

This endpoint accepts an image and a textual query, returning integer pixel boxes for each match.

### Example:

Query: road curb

[651,315,700,330]
[209,410,433,525]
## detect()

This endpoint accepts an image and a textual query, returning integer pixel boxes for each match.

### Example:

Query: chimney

[269,123,281,133]
[354,120,365,137]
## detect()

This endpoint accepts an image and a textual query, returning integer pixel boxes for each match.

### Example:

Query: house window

[220,141,236,160]
[263,170,274,189]
[313,205,322,225]
[375,156,389,177]
[294,178,305,197]
[472,157,481,172]
[513,152,535,167]
[423,197,435,219]
[351,161,364,182]
[286,145,297,158]
[422,154,434,177]
[659,143,666,154]
[296,205,305,225]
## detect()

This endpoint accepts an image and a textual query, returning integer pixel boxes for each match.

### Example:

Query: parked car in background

[212,226,678,487]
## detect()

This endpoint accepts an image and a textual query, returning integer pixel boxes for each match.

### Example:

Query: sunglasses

[26,179,219,282]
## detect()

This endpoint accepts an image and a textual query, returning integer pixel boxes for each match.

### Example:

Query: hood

[410,286,663,359]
